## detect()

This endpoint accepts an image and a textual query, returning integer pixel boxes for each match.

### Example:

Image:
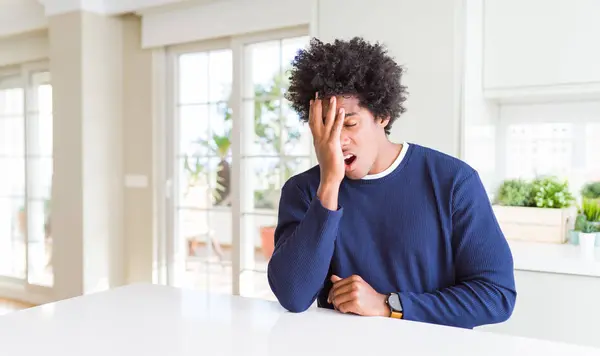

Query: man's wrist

[379,295,391,317]
[317,182,340,211]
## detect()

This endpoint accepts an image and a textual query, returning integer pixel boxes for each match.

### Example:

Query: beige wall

[122,15,155,284]
[49,11,126,299]
[0,30,48,68]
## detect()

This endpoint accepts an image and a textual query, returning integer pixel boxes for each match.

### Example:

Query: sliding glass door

[0,64,53,291]
[165,29,312,299]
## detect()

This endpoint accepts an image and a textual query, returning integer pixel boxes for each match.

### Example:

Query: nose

[340,130,351,145]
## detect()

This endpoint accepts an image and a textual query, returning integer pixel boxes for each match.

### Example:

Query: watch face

[388,293,403,312]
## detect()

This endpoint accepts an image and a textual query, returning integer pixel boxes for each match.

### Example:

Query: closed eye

[344,123,357,127]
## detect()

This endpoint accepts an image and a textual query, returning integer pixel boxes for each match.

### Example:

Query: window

[0,66,53,287]
[173,47,234,293]
[505,123,573,180]
[239,36,311,299]
[167,30,311,300]
[467,101,600,199]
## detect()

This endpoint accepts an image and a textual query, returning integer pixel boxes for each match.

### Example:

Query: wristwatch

[385,293,403,319]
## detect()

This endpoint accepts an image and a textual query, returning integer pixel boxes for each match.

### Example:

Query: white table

[0,284,599,356]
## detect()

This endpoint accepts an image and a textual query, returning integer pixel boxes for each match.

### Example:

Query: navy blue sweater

[267,143,516,329]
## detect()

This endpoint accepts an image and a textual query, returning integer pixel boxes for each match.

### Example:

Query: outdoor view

[175,36,311,299]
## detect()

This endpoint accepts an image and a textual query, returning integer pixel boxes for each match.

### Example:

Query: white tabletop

[509,240,600,277]
[0,284,599,356]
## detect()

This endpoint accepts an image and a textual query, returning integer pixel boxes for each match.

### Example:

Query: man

[267,37,516,329]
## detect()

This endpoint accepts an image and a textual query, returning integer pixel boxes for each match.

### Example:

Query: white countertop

[509,240,600,277]
[0,283,599,355]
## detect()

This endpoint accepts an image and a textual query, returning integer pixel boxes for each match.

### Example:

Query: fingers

[337,300,360,315]
[324,96,337,133]
[308,93,322,138]
[332,107,344,143]
[328,274,360,303]
[330,284,358,307]
[312,92,323,137]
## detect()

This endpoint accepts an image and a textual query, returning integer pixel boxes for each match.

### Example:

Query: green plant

[495,179,532,206]
[575,214,588,232]
[529,176,575,208]
[581,220,600,233]
[581,198,600,222]
[581,182,600,199]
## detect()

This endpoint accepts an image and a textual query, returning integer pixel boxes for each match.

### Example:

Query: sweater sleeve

[398,171,517,329]
[267,178,343,313]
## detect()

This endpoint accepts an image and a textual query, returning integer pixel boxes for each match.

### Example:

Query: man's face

[322,95,389,180]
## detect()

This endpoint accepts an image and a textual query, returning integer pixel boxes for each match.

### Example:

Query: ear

[378,116,390,128]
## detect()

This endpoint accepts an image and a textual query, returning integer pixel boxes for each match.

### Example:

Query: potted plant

[580,197,600,247]
[579,220,599,255]
[581,181,600,200]
[492,176,576,243]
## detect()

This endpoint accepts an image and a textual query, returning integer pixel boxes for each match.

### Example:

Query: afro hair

[285,37,408,135]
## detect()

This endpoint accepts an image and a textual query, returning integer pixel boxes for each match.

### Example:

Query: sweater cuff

[397,291,414,321]
[314,196,343,213]
[308,196,344,233]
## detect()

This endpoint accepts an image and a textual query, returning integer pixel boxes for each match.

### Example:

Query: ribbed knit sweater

[267,143,516,329]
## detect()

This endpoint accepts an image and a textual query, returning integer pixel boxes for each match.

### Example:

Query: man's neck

[368,140,403,175]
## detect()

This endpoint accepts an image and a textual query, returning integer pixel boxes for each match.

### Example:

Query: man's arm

[398,170,517,329]
[267,179,343,313]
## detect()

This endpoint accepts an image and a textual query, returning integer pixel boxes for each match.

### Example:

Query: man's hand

[309,93,345,211]
[327,275,390,317]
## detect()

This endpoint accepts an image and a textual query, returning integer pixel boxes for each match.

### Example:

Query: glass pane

[179,52,209,104]
[27,158,53,200]
[178,156,209,209]
[208,102,232,145]
[586,123,600,180]
[37,83,53,116]
[282,100,311,156]
[282,157,311,182]
[179,104,209,156]
[0,87,24,116]
[253,214,277,269]
[27,114,53,157]
[243,99,281,156]
[208,50,233,102]
[27,199,53,286]
[242,157,281,213]
[0,158,25,197]
[244,40,282,99]
[178,207,210,291]
[0,197,26,278]
[281,36,309,95]
[506,123,573,180]
[179,208,233,295]
[0,117,24,157]
[208,157,232,207]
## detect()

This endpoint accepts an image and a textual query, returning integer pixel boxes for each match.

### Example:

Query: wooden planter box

[492,206,576,244]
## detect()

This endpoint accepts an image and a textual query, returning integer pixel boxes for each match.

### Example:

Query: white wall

[479,270,600,349]
[0,0,46,38]
[141,0,313,48]
[315,0,464,156]
[483,0,600,90]
[462,0,499,193]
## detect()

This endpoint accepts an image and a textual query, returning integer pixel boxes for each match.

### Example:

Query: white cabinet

[478,270,600,349]
[483,0,600,93]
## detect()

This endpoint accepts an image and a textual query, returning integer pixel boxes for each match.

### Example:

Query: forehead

[322,95,362,114]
